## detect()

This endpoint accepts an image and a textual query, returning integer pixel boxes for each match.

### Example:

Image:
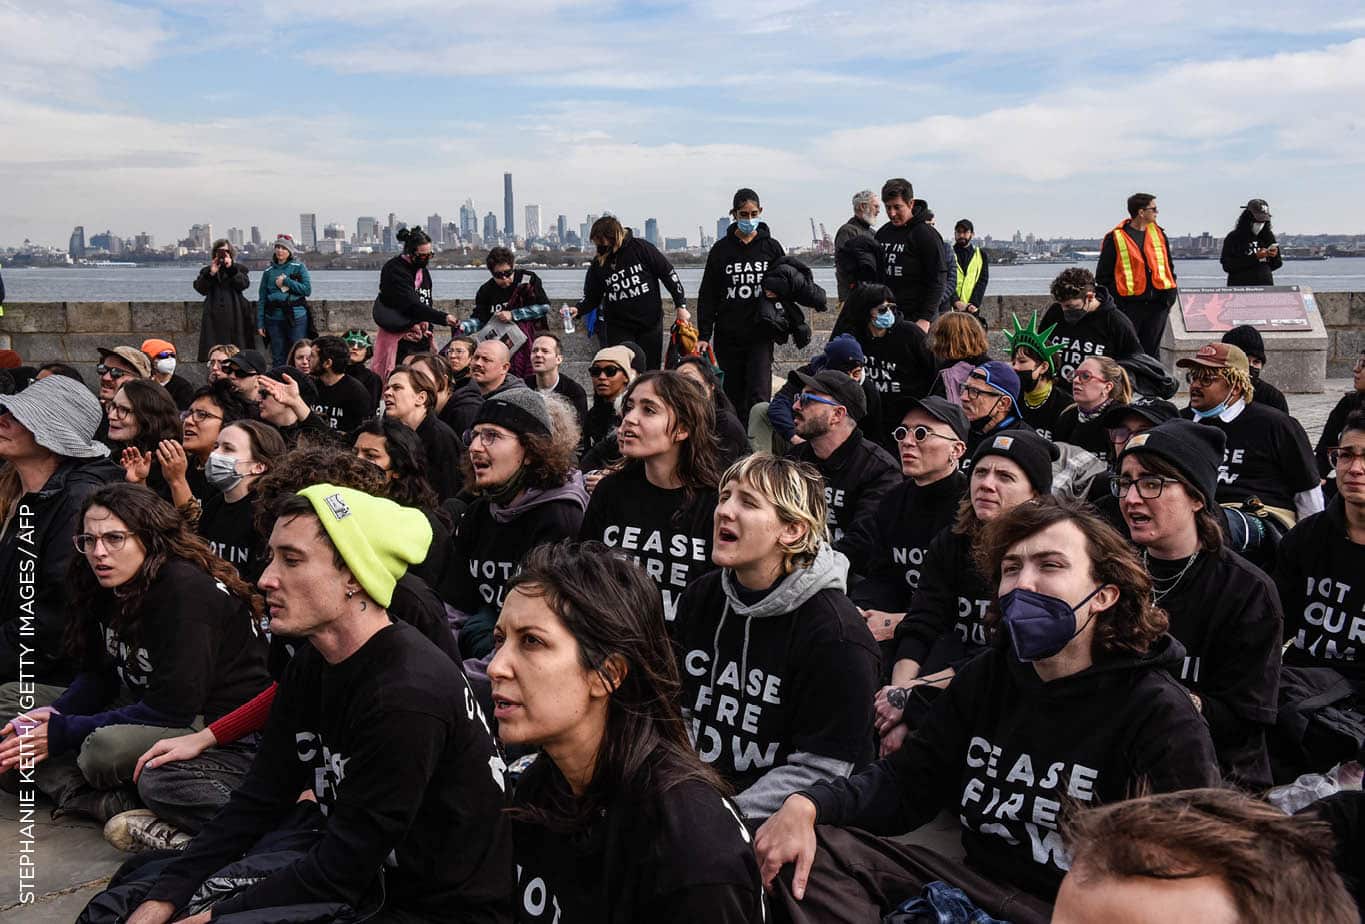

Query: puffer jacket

[758,256,828,347]
[257,258,313,326]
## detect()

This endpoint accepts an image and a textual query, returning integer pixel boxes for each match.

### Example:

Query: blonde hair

[1082,356,1133,404]
[590,216,627,265]
[208,344,241,359]
[719,453,828,572]
[930,312,989,362]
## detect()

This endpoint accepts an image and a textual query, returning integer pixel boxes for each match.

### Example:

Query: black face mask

[1017,367,1039,391]
[595,244,610,256]
[1062,307,1087,324]
[412,253,431,267]
[1249,365,1262,383]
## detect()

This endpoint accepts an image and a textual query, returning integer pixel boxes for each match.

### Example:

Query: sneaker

[103,809,191,852]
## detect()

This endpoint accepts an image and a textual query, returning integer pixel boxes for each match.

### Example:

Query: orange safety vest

[1110,221,1176,297]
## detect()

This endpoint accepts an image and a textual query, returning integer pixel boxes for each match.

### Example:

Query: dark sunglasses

[588,364,624,378]
[229,367,255,379]
[96,364,130,379]
[491,269,514,279]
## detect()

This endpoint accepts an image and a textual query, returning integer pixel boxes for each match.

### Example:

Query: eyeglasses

[1142,207,1159,214]
[96,364,130,380]
[207,359,228,370]
[588,364,624,378]
[1353,357,1365,372]
[893,425,957,444]
[796,393,841,409]
[469,427,508,447]
[108,403,134,420]
[183,408,222,424]
[229,367,256,379]
[1110,475,1181,499]
[1069,370,1098,385]
[1329,447,1365,468]
[1108,427,1136,445]
[959,384,997,402]
[74,530,135,554]
[491,269,514,279]
[1184,369,1220,385]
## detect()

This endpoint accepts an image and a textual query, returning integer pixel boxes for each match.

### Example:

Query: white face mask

[154,357,177,375]
[1251,222,1266,235]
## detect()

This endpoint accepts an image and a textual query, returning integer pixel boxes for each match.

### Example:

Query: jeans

[137,734,259,833]
[264,310,309,367]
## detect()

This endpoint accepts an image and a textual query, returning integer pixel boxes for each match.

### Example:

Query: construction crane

[810,217,819,246]
[819,222,832,247]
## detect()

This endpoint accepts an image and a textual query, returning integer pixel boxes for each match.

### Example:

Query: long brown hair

[115,379,182,453]
[66,484,263,658]
[590,216,627,265]
[613,371,722,503]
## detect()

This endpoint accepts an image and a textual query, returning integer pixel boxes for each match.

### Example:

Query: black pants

[1118,298,1171,356]
[715,338,774,419]
[605,315,664,370]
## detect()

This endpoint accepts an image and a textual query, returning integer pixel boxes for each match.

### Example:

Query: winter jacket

[801,635,1221,901]
[876,203,949,324]
[674,545,880,819]
[1221,211,1283,286]
[0,457,121,685]
[834,215,877,300]
[195,262,257,360]
[759,256,827,348]
[374,255,445,331]
[698,222,786,344]
[578,233,685,332]
[256,259,312,326]
[1038,285,1141,381]
[836,235,886,299]
[789,430,903,560]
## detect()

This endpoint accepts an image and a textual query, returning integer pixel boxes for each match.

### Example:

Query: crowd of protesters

[0,184,1361,923]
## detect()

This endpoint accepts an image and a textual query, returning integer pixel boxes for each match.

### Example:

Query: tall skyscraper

[228,227,245,247]
[68,226,85,258]
[460,199,477,238]
[503,173,515,238]
[387,213,398,252]
[427,213,444,245]
[323,223,347,240]
[134,232,154,251]
[300,213,318,251]
[250,226,262,246]
[357,216,379,244]
[524,204,541,240]
[556,214,568,243]
[717,216,730,241]
[484,211,499,243]
[645,218,659,246]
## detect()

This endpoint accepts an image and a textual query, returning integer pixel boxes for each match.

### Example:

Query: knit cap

[970,429,1059,494]
[296,484,433,607]
[1117,418,1227,512]
[592,346,637,382]
[475,387,552,437]
[272,235,296,256]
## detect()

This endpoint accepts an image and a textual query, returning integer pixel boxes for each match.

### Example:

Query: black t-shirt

[146,622,514,920]
[199,490,267,584]
[446,493,585,615]
[474,270,549,327]
[1038,303,1142,381]
[1275,497,1365,682]
[1186,402,1319,510]
[511,760,763,924]
[312,374,374,435]
[578,465,717,623]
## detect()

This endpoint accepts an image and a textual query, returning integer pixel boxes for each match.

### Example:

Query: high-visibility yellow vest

[1110,221,1175,297]
[955,247,984,303]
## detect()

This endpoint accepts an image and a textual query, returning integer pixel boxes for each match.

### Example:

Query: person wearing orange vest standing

[1096,192,1178,356]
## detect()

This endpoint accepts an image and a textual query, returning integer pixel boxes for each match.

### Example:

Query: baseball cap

[793,369,867,421]
[1241,199,1272,222]
[1100,395,1180,429]
[1176,343,1249,377]
[224,349,270,376]
[969,360,1021,405]
[97,346,152,379]
[903,395,969,442]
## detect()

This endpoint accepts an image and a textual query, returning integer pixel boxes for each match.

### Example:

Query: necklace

[1143,549,1200,604]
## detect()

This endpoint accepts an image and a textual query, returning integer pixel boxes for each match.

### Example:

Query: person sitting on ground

[164,381,252,508]
[95,346,152,444]
[469,245,551,379]
[1039,266,1142,382]
[0,376,121,701]
[673,453,879,821]
[204,344,239,386]
[140,339,194,410]
[579,372,721,626]
[1006,312,1071,440]
[1117,420,1282,788]
[0,484,269,834]
[766,334,881,454]
[491,542,765,922]
[927,310,991,404]
[219,349,268,404]
[1053,356,1133,466]
[342,329,383,408]
[255,365,334,448]
[754,496,1221,923]
[837,284,934,430]
[1222,324,1289,414]
[878,429,1055,754]
[1316,350,1365,499]
[446,340,526,438]
[383,364,464,502]
[583,344,637,457]
[403,350,463,436]
[449,390,586,662]
[844,397,968,669]
[197,420,286,585]
[958,360,1033,468]
[1179,341,1322,527]
[107,485,513,922]
[525,332,588,432]
[309,335,372,434]
[284,338,315,377]
[112,379,184,503]
[1088,394,1179,530]
[442,334,476,390]
[675,355,751,465]
[1054,788,1355,924]
[787,370,902,562]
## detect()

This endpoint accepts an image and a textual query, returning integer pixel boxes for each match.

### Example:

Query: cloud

[0,1,168,99]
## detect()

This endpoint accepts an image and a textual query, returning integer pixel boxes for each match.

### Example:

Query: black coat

[759,256,827,348]
[1221,212,1283,286]
[194,263,257,361]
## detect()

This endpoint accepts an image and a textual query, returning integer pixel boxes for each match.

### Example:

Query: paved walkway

[1,379,1354,922]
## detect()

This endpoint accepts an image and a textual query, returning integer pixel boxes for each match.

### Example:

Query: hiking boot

[103,809,191,852]
[52,785,140,824]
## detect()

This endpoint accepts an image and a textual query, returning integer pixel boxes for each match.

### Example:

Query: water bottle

[561,305,576,333]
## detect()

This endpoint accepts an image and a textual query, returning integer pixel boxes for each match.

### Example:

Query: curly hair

[930,311,990,363]
[114,379,182,453]
[65,484,263,660]
[1220,365,1255,405]
[457,394,580,493]
[352,417,443,514]
[1050,267,1096,303]
[975,495,1169,658]
[253,444,388,537]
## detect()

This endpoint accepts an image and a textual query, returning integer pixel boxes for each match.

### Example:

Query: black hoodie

[1221,212,1282,286]
[892,526,995,675]
[697,222,786,344]
[1038,286,1142,381]
[800,636,1221,902]
[511,759,764,923]
[846,471,968,611]
[789,429,903,560]
[579,233,686,331]
[474,270,549,327]
[875,203,949,324]
[1275,495,1365,685]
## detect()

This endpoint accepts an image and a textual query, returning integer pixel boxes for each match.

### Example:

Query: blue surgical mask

[736,217,759,235]
[998,586,1104,662]
[1191,399,1231,421]
[873,308,896,329]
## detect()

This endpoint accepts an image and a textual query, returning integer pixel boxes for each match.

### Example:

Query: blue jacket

[257,259,312,325]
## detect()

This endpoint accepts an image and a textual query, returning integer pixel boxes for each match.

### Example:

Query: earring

[345,589,357,599]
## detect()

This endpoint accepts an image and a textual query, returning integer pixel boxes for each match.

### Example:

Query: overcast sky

[3,0,1363,249]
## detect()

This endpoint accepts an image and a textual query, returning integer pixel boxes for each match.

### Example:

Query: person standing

[255,235,312,368]
[1221,198,1282,286]
[574,216,685,370]
[371,227,459,381]
[194,240,255,362]
[834,190,880,303]
[875,178,948,333]
[952,219,989,322]
[1096,193,1178,356]
[698,188,787,416]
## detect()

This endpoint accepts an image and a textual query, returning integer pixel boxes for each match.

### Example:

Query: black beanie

[1117,419,1227,512]
[1221,325,1266,364]
[970,429,1059,494]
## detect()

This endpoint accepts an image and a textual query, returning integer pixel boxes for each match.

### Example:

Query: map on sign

[1178,286,1313,332]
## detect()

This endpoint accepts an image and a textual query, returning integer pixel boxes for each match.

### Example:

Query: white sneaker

[103,809,192,852]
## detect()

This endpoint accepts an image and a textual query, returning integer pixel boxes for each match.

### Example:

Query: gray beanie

[0,375,108,459]
[474,388,551,438]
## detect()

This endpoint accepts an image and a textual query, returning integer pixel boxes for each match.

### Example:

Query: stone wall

[1312,292,1365,377]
